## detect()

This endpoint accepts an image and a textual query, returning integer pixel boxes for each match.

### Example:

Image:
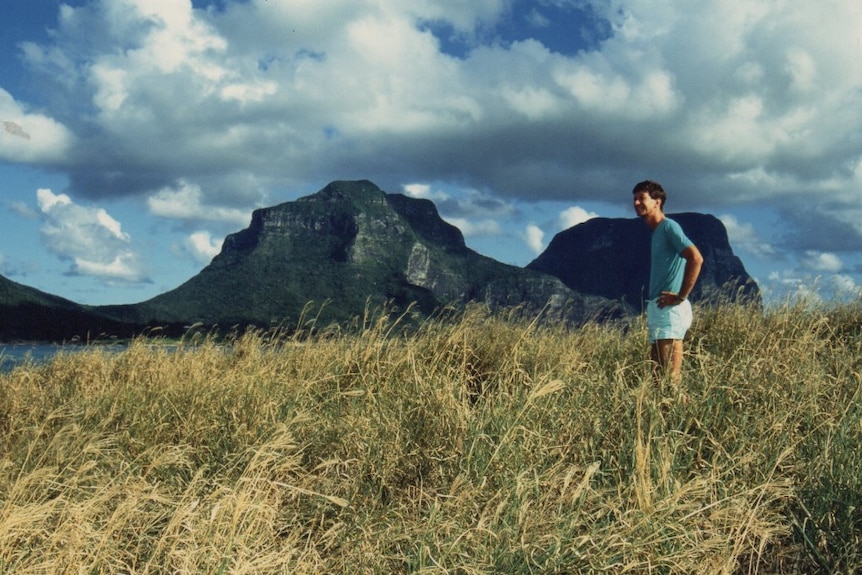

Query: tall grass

[1,300,860,573]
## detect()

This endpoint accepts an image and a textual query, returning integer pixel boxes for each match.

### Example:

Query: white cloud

[830,274,862,298]
[503,85,561,120]
[403,183,449,202]
[786,47,817,94]
[801,250,843,273]
[403,182,517,244]
[558,206,598,230]
[524,224,544,255]
[36,188,145,282]
[220,81,278,104]
[35,189,71,212]
[444,217,502,237]
[554,63,679,119]
[525,8,551,29]
[148,180,250,225]
[765,267,862,305]
[0,89,74,164]
[764,269,821,305]
[84,0,230,118]
[403,183,515,220]
[74,254,143,281]
[8,0,862,302]
[719,214,776,259]
[19,0,862,212]
[184,230,223,264]
[8,201,38,219]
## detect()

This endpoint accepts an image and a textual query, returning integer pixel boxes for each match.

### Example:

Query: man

[632,180,703,383]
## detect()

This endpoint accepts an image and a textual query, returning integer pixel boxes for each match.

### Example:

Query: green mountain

[528,213,760,309]
[2,179,758,341]
[0,275,137,342]
[98,180,608,331]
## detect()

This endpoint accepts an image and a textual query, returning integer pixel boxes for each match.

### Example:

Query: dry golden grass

[1,300,861,573]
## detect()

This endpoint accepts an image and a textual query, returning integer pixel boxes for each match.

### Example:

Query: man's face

[633,191,662,219]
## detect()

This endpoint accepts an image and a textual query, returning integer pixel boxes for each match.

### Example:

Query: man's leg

[651,339,684,383]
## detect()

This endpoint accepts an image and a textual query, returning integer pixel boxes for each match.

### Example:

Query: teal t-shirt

[649,218,694,300]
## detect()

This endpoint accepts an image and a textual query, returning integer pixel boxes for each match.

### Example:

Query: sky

[2,0,862,307]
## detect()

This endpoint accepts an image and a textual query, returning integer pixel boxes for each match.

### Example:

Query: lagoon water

[0,342,195,373]
[0,343,133,373]
[0,344,74,372]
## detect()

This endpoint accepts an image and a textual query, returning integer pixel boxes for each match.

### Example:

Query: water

[0,343,124,373]
[0,342,196,373]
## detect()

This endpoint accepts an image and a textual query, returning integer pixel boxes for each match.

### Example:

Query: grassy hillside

[0,274,144,342]
[1,300,860,573]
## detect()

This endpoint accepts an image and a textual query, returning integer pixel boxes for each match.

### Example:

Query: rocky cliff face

[527,213,760,311]
[122,180,610,328]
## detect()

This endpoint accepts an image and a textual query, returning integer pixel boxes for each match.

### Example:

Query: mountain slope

[0,275,137,341]
[527,213,760,311]
[3,181,759,340]
[102,180,607,328]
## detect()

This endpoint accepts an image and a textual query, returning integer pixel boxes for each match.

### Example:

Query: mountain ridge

[528,212,759,310]
[93,180,612,332]
[0,180,758,341]
[0,275,139,341]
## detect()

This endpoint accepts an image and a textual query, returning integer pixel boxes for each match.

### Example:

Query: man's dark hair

[632,180,666,209]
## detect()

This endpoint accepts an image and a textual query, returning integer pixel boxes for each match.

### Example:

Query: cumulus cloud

[403,183,449,203]
[403,182,516,242]
[18,1,862,214]
[183,230,223,264]
[8,200,38,219]
[524,224,545,255]
[36,188,146,282]
[443,217,502,237]
[829,274,862,300]
[0,89,74,164]
[719,214,777,259]
[7,0,862,298]
[148,180,250,226]
[765,267,862,305]
[558,206,598,230]
[801,250,843,273]
[764,269,820,304]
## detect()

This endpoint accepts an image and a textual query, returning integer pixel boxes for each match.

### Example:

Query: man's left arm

[676,245,703,301]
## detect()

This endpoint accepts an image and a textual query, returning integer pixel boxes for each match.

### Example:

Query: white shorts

[647,299,693,343]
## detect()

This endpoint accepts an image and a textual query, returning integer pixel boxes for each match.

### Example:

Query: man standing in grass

[632,180,704,383]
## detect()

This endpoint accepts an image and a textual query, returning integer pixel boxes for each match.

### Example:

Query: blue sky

[2,0,862,307]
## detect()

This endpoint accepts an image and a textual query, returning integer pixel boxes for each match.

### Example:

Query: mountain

[97,180,612,331]
[526,213,760,312]
[0,275,138,342]
[2,180,758,341]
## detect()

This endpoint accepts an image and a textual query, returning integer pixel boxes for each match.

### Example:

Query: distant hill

[1,180,759,341]
[96,180,612,331]
[0,275,138,342]
[527,213,760,312]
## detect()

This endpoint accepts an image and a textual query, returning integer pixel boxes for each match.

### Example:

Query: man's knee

[652,339,683,366]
